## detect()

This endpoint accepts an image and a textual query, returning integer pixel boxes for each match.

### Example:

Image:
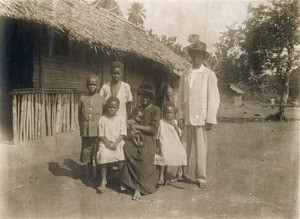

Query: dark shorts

[80,137,100,163]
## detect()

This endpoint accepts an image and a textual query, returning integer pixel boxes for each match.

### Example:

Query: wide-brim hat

[137,84,155,99]
[187,41,210,59]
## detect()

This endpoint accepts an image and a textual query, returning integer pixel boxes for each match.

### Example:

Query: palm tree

[92,0,123,17]
[127,1,146,27]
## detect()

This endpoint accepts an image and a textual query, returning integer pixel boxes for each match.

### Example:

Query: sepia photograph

[0,0,299,218]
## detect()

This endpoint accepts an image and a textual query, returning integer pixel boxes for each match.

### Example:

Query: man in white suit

[177,40,220,188]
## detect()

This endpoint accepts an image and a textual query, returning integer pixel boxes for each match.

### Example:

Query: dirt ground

[0,104,299,219]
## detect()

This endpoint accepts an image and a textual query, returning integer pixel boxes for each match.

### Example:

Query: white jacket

[177,65,220,126]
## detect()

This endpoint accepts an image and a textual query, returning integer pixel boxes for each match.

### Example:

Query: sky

[88,0,269,53]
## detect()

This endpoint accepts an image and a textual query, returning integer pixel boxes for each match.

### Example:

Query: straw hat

[187,41,210,59]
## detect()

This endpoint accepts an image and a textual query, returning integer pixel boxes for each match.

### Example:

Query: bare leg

[158,166,165,185]
[175,166,182,179]
[99,164,107,191]
[118,161,126,191]
[164,166,168,185]
[182,165,192,183]
[182,166,188,178]
[94,164,100,186]
[86,162,94,185]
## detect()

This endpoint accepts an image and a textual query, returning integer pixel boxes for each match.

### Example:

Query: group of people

[78,40,220,200]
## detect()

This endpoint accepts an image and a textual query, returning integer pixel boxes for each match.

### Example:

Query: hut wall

[124,58,163,106]
[33,30,102,89]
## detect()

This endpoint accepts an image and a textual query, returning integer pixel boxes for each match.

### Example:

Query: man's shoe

[197,181,206,189]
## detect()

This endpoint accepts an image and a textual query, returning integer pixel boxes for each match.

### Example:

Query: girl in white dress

[155,101,189,185]
[97,96,127,191]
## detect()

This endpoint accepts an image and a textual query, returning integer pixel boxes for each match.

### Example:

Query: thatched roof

[0,0,190,74]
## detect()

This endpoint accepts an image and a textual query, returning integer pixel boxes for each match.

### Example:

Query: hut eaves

[0,0,190,74]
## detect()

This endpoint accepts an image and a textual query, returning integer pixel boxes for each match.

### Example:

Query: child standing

[97,96,127,191]
[100,61,133,120]
[79,74,106,185]
[155,101,189,185]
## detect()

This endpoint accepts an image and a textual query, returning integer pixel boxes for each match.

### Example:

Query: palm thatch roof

[0,0,190,74]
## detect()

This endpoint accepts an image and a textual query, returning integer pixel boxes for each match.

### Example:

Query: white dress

[155,119,187,166]
[100,81,133,119]
[97,115,127,164]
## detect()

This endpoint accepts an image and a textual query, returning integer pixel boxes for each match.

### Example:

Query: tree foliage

[215,0,299,119]
[127,1,146,27]
[92,0,123,16]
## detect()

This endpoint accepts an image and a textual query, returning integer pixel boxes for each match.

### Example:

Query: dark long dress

[121,104,161,194]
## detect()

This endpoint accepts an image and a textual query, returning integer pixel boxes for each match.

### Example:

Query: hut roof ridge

[0,0,190,74]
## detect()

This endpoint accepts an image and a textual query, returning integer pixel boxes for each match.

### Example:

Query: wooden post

[24,94,28,141]
[28,94,32,140]
[45,94,50,136]
[34,93,38,139]
[61,94,65,133]
[75,93,79,130]
[55,93,62,133]
[66,93,70,132]
[31,93,34,140]
[20,95,24,141]
[71,93,76,131]
[12,94,18,143]
[41,91,46,137]
[17,95,21,142]
[51,94,55,135]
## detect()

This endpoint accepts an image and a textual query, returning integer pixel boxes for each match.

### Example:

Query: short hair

[131,107,144,117]
[137,84,155,100]
[106,96,120,107]
[162,101,176,113]
[86,74,101,85]
[110,61,124,72]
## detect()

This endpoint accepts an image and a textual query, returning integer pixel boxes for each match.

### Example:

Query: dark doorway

[0,19,34,142]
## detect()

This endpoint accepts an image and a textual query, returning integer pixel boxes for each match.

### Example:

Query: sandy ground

[0,103,299,218]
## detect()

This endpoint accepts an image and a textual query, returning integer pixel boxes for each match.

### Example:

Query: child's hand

[129,123,137,132]
[111,142,118,151]
[178,119,184,129]
[156,146,161,155]
[105,141,113,150]
[132,137,140,147]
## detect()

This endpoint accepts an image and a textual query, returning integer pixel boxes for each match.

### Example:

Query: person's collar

[192,64,205,73]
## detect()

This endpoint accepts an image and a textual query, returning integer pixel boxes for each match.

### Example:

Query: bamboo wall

[12,89,83,143]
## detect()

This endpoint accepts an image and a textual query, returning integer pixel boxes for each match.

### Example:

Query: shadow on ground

[48,159,84,181]
[47,159,126,194]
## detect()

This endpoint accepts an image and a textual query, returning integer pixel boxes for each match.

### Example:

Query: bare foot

[97,181,107,191]
[157,179,165,185]
[132,189,141,200]
[120,184,126,191]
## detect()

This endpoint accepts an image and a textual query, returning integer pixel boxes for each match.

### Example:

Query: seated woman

[121,84,161,200]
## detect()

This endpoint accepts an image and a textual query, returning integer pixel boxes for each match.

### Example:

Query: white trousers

[185,125,207,183]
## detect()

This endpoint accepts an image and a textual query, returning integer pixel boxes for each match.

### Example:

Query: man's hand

[205,123,213,131]
[178,119,184,129]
